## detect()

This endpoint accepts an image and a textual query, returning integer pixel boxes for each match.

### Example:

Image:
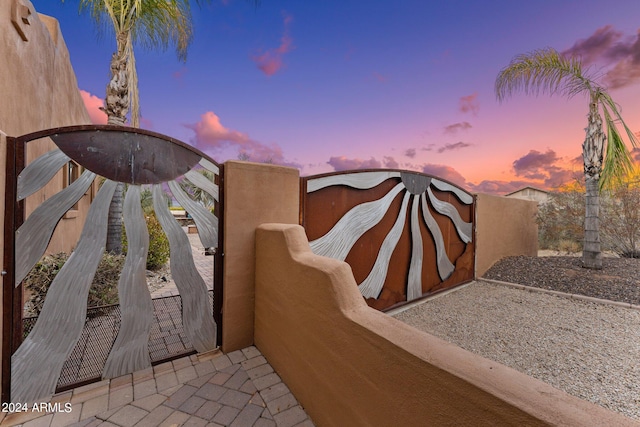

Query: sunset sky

[32,0,640,194]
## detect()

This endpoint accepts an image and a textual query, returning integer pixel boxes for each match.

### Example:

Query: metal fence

[23,291,213,391]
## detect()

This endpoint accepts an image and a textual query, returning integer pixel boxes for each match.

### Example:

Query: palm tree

[73,0,258,252]
[495,48,638,269]
[72,0,200,253]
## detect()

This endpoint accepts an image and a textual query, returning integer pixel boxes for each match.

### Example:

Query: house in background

[505,186,549,204]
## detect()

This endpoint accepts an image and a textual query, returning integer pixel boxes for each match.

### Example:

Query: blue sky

[32,0,640,194]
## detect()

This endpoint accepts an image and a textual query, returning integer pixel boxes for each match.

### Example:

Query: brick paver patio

[0,347,314,427]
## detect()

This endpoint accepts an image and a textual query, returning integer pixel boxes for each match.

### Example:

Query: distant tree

[495,48,638,269]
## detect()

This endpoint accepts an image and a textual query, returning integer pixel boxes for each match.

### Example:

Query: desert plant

[122,212,170,270]
[145,213,170,269]
[24,253,124,316]
[600,185,640,257]
[537,190,585,251]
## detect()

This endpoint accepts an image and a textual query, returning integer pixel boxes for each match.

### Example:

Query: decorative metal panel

[12,180,117,403]
[4,125,222,404]
[102,185,153,379]
[302,170,475,311]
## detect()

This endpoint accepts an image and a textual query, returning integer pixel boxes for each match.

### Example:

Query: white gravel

[392,280,640,421]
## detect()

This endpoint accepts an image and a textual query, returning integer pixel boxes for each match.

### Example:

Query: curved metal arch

[15,125,220,185]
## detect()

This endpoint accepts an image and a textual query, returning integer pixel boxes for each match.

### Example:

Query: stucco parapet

[224,160,300,177]
[255,223,636,427]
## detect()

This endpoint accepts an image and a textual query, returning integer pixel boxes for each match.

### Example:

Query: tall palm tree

[495,48,637,269]
[72,0,201,253]
[73,0,258,253]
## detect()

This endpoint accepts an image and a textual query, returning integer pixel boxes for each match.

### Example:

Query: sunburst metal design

[9,127,221,404]
[306,170,473,306]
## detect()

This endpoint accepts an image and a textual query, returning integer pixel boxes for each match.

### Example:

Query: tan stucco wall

[0,0,93,255]
[0,1,90,136]
[1,1,92,392]
[255,223,634,427]
[0,132,6,391]
[475,192,538,277]
[222,161,299,353]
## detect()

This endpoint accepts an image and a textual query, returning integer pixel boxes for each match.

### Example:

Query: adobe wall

[221,161,300,353]
[1,1,92,392]
[0,1,90,136]
[255,223,634,427]
[1,1,92,248]
[475,192,538,276]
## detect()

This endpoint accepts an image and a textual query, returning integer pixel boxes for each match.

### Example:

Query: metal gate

[301,170,475,311]
[2,125,224,403]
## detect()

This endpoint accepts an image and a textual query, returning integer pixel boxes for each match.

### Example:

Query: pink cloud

[404,148,416,158]
[437,141,472,153]
[467,180,533,195]
[459,93,479,115]
[252,13,294,76]
[420,163,467,188]
[443,122,472,135]
[383,156,398,168]
[80,89,107,124]
[172,67,188,82]
[512,149,558,175]
[562,26,640,89]
[186,111,300,167]
[511,149,579,188]
[372,72,387,82]
[327,156,382,171]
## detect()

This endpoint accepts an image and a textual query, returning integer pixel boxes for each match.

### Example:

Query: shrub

[122,212,170,270]
[600,185,640,258]
[537,182,640,257]
[536,190,584,251]
[145,213,170,270]
[24,252,123,316]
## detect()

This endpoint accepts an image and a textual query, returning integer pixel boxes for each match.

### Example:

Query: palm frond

[495,48,597,102]
[599,91,639,149]
[600,105,637,189]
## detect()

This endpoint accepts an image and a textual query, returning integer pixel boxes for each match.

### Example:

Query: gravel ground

[484,255,640,306]
[393,258,640,421]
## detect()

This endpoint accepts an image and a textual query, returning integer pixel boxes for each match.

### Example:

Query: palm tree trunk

[582,103,605,269]
[104,34,129,126]
[107,183,125,254]
[105,35,129,253]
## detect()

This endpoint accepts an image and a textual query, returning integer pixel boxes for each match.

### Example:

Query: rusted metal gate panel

[2,125,224,403]
[301,170,475,311]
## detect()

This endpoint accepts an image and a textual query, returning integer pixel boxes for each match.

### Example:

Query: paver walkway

[0,346,314,427]
[2,228,314,426]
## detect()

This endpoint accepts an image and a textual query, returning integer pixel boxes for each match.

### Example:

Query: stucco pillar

[475,193,538,277]
[221,161,300,352]
[0,131,6,390]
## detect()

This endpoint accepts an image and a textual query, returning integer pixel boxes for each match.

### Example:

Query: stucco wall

[222,161,299,353]
[255,223,634,427]
[1,0,93,254]
[475,192,538,277]
[1,1,92,394]
[0,132,6,391]
[0,1,90,136]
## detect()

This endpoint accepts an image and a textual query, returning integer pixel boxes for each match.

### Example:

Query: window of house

[63,160,82,218]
